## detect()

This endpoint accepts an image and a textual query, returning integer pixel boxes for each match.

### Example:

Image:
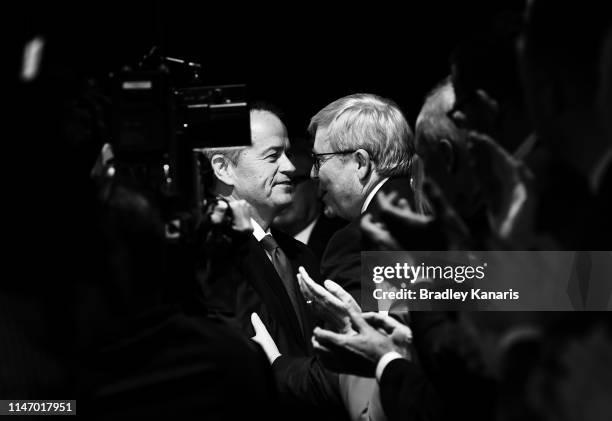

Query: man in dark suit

[308,94,426,308]
[311,306,495,421]
[204,105,346,420]
[299,94,426,420]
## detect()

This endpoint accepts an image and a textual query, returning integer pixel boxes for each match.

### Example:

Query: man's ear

[355,149,373,181]
[210,154,235,186]
[439,139,456,174]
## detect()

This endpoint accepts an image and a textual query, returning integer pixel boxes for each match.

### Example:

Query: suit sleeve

[406,311,497,421]
[379,358,443,421]
[272,354,347,418]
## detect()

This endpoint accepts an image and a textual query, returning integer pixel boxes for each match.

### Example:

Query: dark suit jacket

[379,358,441,421]
[204,228,346,420]
[375,309,500,421]
[321,177,416,307]
[320,178,498,420]
[307,214,347,262]
[81,306,279,420]
[233,229,318,354]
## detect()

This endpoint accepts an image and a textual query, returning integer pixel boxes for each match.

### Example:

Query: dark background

[15,0,525,137]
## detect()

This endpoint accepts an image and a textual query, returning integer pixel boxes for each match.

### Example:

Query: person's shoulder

[327,219,360,248]
[322,220,362,266]
[272,228,319,262]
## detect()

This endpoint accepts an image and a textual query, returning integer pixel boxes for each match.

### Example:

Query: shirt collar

[361,177,390,214]
[250,218,270,242]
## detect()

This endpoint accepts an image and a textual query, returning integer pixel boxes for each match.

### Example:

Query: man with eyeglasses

[296,93,426,421]
[308,93,426,304]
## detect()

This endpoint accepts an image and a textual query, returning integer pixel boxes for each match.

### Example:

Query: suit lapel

[272,230,317,346]
[245,237,306,347]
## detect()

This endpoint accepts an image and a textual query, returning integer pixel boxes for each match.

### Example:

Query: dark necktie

[260,234,305,333]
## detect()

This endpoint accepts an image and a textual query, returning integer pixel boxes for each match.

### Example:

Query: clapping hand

[312,310,412,377]
[467,131,535,244]
[297,266,361,334]
[251,312,281,364]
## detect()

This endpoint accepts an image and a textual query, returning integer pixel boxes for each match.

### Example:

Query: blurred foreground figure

[449,11,533,157]
[518,0,612,249]
[8,17,279,419]
[415,77,484,225]
[80,182,278,420]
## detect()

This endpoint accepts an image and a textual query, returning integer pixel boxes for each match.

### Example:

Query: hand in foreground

[201,199,253,263]
[251,312,281,364]
[360,312,412,359]
[297,266,361,334]
[208,198,253,233]
[467,131,535,243]
[312,309,412,377]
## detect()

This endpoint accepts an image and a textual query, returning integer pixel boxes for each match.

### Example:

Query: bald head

[416,79,481,217]
[250,109,288,145]
[416,79,460,152]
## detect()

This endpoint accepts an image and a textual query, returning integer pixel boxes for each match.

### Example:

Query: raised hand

[467,131,535,244]
[361,312,412,359]
[251,312,281,364]
[227,199,254,233]
[312,310,412,377]
[297,266,361,334]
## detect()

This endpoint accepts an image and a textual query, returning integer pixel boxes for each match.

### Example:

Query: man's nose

[279,153,296,174]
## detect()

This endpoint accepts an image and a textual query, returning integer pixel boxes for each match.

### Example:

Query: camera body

[109,55,250,243]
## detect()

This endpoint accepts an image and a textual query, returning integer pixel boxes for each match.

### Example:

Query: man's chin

[273,194,295,211]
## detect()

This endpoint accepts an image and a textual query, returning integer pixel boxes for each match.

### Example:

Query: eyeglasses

[310,150,356,176]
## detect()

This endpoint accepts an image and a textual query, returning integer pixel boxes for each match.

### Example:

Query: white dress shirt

[361,177,390,214]
[375,351,404,383]
[251,218,273,262]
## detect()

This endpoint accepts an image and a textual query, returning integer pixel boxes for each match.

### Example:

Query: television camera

[109,47,251,244]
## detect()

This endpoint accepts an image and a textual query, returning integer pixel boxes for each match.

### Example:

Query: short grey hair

[201,146,244,165]
[308,93,415,178]
[202,103,285,165]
